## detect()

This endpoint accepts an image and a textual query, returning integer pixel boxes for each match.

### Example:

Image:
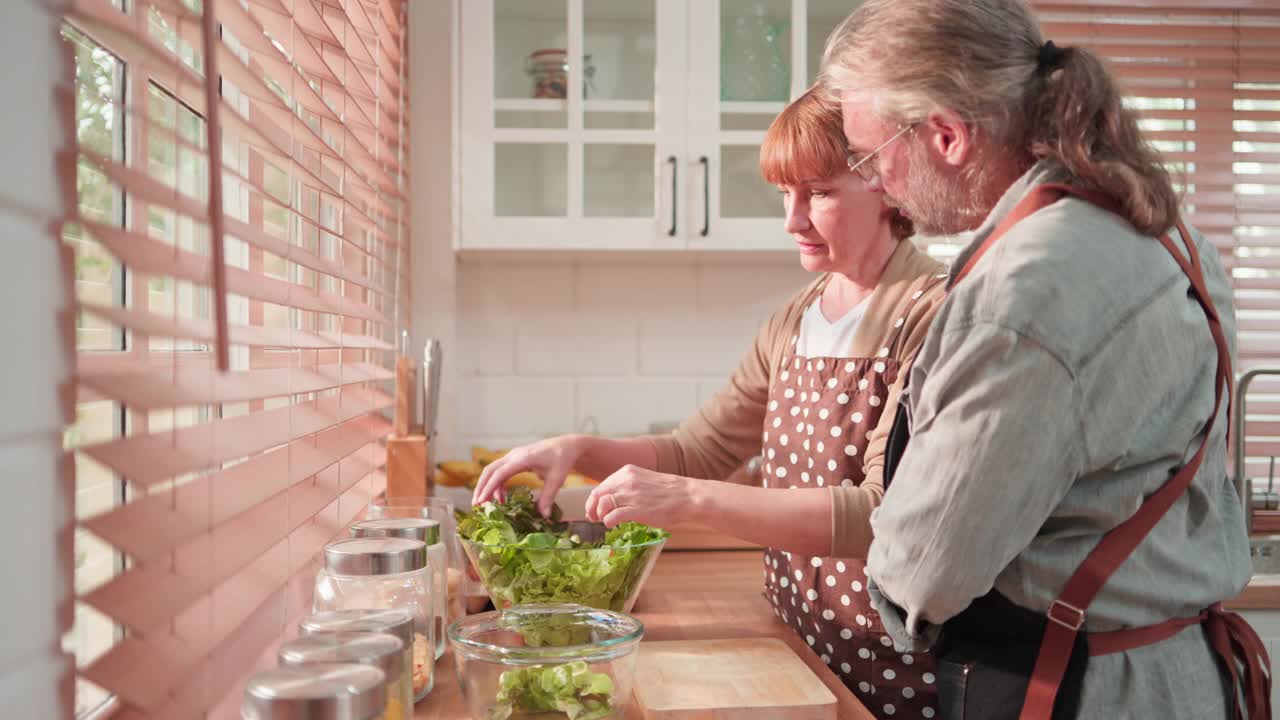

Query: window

[59,0,411,715]
[1036,6,1280,521]
[60,25,126,718]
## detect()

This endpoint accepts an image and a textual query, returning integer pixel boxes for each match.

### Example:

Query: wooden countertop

[1227,574,1280,611]
[414,549,1280,718]
[415,550,873,719]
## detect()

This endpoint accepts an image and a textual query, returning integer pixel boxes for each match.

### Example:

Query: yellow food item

[412,631,432,698]
[562,472,598,488]
[470,446,509,466]
[437,460,482,487]
[434,468,468,488]
[506,471,543,489]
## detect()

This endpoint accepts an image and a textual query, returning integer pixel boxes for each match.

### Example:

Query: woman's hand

[471,435,585,516]
[586,465,698,528]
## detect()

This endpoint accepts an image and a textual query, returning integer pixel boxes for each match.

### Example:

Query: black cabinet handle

[699,155,710,237]
[667,155,677,237]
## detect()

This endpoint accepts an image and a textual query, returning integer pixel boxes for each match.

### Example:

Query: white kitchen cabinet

[457,0,862,251]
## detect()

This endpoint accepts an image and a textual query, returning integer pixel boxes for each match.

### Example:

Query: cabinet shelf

[493,98,655,113]
[719,101,788,115]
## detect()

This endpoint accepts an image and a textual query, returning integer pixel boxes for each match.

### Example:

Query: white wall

[409,0,460,467]
[0,1,76,717]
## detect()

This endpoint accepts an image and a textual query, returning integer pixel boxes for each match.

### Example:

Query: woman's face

[779,171,895,274]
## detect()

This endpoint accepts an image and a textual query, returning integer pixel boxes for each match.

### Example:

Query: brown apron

[760,280,943,720]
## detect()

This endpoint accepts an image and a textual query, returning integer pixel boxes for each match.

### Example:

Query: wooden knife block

[385,434,427,499]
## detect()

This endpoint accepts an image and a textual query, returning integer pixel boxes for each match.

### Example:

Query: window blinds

[59,0,409,715]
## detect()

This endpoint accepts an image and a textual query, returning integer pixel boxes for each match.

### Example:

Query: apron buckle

[1047,599,1086,631]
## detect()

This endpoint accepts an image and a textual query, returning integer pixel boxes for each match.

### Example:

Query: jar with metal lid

[241,663,386,720]
[314,537,435,700]
[350,517,448,660]
[299,608,416,715]
[367,496,470,625]
[279,632,408,720]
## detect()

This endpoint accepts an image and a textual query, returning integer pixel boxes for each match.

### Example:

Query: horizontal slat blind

[59,0,409,715]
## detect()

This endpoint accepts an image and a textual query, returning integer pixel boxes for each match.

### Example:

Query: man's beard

[892,141,1004,237]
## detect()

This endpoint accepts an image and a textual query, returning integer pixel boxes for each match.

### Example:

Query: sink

[1250,536,1280,575]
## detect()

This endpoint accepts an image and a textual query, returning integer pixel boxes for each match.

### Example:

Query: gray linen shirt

[867,161,1251,718]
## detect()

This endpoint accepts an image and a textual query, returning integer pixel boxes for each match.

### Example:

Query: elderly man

[821,0,1269,718]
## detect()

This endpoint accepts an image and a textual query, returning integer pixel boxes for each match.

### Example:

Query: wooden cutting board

[631,638,838,720]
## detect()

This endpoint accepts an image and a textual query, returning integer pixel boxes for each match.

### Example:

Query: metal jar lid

[242,663,386,720]
[279,631,405,680]
[299,608,415,650]
[323,537,427,575]
[350,517,441,546]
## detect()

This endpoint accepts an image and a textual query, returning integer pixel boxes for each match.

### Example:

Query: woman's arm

[585,464,834,557]
[688,481,834,557]
[569,435,659,479]
[831,275,947,558]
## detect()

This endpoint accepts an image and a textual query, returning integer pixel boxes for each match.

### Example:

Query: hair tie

[1037,40,1066,75]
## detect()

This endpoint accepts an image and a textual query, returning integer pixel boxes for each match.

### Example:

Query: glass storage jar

[314,537,435,700]
[299,608,416,714]
[242,663,386,720]
[350,517,449,661]
[368,495,470,624]
[279,633,408,720]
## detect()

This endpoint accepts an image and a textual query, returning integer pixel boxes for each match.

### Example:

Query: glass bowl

[459,521,666,612]
[448,604,643,720]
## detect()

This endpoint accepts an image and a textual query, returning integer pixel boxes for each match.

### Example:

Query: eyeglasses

[846,123,916,182]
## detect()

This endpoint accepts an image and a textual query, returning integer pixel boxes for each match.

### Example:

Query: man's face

[841,95,996,236]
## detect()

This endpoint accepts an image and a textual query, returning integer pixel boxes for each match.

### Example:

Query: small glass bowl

[449,604,644,720]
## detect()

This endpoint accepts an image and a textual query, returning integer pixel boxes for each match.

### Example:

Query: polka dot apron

[761,291,939,720]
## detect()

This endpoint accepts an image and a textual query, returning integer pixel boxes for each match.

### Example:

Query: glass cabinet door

[460,0,686,249]
[686,0,861,249]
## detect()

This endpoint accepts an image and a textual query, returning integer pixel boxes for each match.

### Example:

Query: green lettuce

[455,489,669,611]
[487,661,615,720]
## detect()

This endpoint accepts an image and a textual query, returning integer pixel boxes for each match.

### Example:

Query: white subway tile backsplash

[696,261,813,316]
[517,314,638,377]
[455,377,575,437]
[457,264,575,377]
[575,264,697,318]
[457,264,574,316]
[696,380,729,409]
[455,434,549,456]
[639,314,758,377]
[455,314,516,376]
[443,259,805,454]
[576,379,698,436]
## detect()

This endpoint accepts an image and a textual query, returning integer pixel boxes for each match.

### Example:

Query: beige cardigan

[648,240,947,558]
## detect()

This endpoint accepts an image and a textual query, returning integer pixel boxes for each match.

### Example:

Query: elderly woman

[820,1,1267,719]
[472,88,947,717]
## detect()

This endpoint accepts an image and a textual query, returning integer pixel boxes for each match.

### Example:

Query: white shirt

[793,295,870,359]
